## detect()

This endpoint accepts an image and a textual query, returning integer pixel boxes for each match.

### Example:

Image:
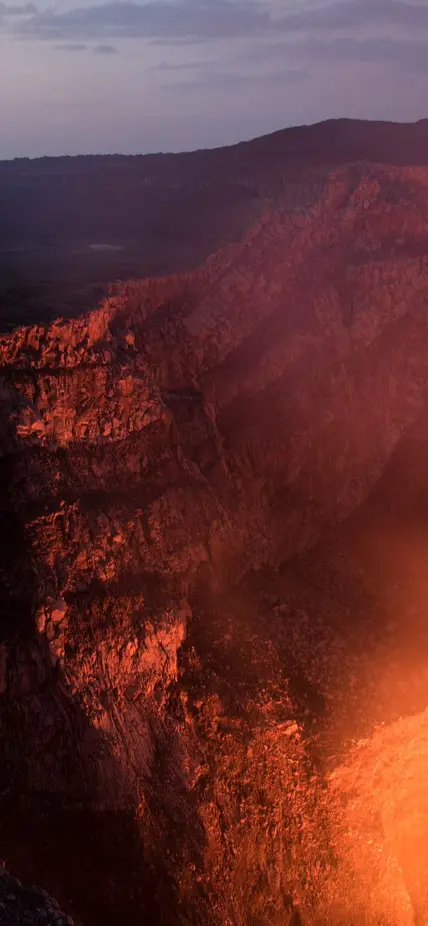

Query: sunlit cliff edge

[2,156,428,923]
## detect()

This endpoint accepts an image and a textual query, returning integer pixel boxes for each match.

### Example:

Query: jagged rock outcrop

[0,865,74,925]
[2,160,428,923]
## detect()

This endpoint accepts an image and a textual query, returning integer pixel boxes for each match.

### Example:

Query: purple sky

[1,0,428,158]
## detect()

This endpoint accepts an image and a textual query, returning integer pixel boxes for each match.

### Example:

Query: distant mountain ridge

[3,116,428,166]
[1,116,428,329]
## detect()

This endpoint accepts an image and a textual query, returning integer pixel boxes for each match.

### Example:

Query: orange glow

[325,710,428,925]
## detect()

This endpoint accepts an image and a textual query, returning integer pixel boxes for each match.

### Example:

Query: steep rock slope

[2,162,428,923]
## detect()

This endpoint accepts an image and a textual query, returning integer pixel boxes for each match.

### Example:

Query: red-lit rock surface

[2,161,428,924]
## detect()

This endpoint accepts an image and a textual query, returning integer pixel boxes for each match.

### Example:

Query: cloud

[51,41,87,50]
[0,0,35,27]
[161,66,307,91]
[249,33,428,75]
[0,2,37,15]
[150,59,215,72]
[276,0,428,34]
[93,42,117,52]
[10,0,271,43]
[5,0,428,54]
[307,36,428,72]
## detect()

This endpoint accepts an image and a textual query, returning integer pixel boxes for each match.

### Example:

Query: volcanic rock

[2,147,428,923]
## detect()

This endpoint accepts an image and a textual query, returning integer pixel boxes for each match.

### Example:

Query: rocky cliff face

[2,161,428,924]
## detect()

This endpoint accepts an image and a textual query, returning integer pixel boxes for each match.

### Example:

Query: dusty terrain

[2,122,428,924]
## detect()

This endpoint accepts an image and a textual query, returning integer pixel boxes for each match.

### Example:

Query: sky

[1,0,428,158]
